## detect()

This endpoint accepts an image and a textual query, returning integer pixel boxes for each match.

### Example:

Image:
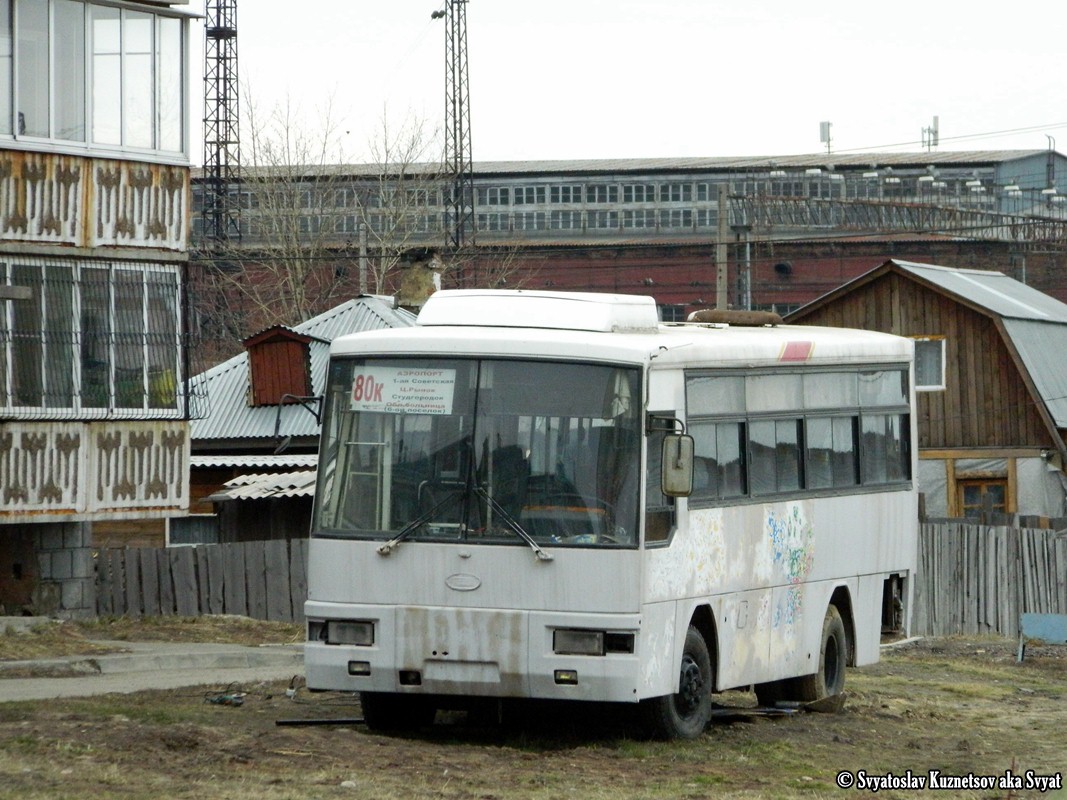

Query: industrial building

[192,148,1067,327]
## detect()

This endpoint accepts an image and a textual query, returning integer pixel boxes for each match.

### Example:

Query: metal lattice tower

[443,0,474,254]
[202,0,241,247]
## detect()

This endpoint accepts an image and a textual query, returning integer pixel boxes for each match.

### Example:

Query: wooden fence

[96,539,308,623]
[913,522,1067,638]
[95,523,1067,639]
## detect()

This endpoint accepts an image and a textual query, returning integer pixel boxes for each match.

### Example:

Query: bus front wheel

[642,626,714,740]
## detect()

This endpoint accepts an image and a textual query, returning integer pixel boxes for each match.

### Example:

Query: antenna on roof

[922,116,940,152]
[819,121,832,155]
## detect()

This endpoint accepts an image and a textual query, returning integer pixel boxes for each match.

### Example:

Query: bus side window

[645,429,674,544]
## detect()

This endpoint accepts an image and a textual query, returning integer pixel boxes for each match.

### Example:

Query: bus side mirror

[661,434,694,498]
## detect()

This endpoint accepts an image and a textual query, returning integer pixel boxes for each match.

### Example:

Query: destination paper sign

[350,367,456,415]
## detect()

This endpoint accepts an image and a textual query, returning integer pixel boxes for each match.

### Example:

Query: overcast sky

[193,0,1067,165]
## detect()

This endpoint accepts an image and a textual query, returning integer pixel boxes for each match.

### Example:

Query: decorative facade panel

[0,420,189,521]
[0,152,187,251]
[0,152,84,245]
[93,161,188,250]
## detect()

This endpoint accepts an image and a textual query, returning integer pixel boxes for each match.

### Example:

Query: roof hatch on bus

[416,289,660,333]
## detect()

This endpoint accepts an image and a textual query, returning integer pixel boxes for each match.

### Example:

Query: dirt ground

[0,622,1065,800]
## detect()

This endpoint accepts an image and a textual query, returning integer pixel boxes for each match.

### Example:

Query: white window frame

[912,336,946,392]
[1,0,189,161]
[0,258,183,419]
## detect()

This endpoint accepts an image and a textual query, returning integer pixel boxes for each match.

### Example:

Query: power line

[837,122,1067,155]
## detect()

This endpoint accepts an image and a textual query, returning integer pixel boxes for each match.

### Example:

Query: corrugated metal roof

[1002,320,1067,428]
[191,296,416,444]
[193,150,1049,181]
[191,454,318,469]
[205,470,317,502]
[892,260,1067,322]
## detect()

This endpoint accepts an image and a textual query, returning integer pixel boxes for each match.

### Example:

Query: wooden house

[787,260,1067,519]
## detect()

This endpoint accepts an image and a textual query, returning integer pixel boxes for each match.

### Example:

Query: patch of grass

[0,615,303,664]
[0,621,118,662]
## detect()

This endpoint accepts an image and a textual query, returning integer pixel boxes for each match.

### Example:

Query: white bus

[305,290,917,739]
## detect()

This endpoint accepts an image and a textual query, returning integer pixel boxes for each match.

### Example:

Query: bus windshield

[313,357,642,548]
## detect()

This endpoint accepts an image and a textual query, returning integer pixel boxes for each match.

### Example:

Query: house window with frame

[0,0,186,153]
[2,260,182,415]
[959,478,1007,518]
[913,336,945,391]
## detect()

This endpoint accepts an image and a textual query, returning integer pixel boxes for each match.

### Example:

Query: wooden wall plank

[206,545,225,615]
[264,539,291,622]
[96,551,114,616]
[172,547,199,616]
[194,546,211,615]
[289,538,308,625]
[107,549,126,616]
[157,549,175,615]
[245,541,268,620]
[139,549,160,616]
[222,542,247,617]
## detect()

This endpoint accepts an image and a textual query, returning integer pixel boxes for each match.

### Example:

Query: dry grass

[0,616,302,663]
[1,634,1065,799]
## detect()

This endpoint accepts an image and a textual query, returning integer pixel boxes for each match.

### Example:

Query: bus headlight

[326,620,375,646]
[553,629,604,656]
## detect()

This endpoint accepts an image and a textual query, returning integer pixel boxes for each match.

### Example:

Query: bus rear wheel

[754,604,848,707]
[642,626,714,740]
[360,692,436,732]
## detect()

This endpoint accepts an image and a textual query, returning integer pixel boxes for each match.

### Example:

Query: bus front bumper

[304,603,644,704]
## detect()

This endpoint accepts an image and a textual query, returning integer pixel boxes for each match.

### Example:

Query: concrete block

[63,523,92,550]
[61,578,93,616]
[37,526,65,552]
[50,549,73,581]
[71,548,94,580]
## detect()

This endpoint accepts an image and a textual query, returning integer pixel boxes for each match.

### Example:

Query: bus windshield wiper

[473,486,554,562]
[377,491,460,556]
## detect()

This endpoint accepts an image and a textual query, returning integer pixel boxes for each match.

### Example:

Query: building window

[477,186,509,206]
[549,210,581,230]
[660,182,692,203]
[588,210,618,230]
[476,212,508,232]
[913,337,945,391]
[959,479,1007,518]
[623,184,655,203]
[660,209,693,228]
[2,259,182,416]
[658,304,686,323]
[622,209,655,228]
[514,186,545,205]
[549,184,581,204]
[0,0,186,154]
[513,211,546,231]
[587,185,618,204]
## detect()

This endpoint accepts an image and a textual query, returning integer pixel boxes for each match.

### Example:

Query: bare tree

[191,103,535,370]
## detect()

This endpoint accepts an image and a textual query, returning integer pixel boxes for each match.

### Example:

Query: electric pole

[437,1,475,267]
[202,0,241,248]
